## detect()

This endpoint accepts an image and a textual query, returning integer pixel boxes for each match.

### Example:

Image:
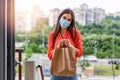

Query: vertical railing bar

[15,48,23,80]
[37,65,44,80]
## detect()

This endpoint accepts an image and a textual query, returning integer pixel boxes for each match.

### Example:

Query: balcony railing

[15,48,24,80]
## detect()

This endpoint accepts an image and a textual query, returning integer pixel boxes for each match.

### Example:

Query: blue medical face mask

[59,18,71,28]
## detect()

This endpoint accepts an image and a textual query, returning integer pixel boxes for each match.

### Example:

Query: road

[15,54,120,66]
[85,59,120,66]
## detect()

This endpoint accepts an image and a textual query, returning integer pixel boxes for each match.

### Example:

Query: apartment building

[49,8,60,27]
[114,11,120,17]
[93,7,105,24]
[15,11,32,32]
[15,5,46,32]
[49,4,105,27]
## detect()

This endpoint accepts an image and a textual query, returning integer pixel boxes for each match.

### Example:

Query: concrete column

[25,57,43,80]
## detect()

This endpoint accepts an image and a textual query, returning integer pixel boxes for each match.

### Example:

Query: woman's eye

[68,19,72,22]
[62,16,71,22]
[63,16,66,19]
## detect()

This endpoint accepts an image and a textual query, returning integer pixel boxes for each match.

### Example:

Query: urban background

[15,3,120,80]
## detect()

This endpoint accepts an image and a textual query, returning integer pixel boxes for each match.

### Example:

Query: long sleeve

[47,32,54,60]
[74,30,83,58]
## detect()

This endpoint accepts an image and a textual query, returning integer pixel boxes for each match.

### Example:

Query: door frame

[0,0,7,80]
[0,0,15,80]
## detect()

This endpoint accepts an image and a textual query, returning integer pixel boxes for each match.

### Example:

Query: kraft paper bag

[50,47,77,76]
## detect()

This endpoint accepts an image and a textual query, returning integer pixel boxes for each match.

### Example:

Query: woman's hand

[56,39,74,48]
[65,39,73,48]
[56,39,64,48]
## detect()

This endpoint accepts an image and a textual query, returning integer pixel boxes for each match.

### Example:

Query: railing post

[37,65,44,80]
[15,48,24,80]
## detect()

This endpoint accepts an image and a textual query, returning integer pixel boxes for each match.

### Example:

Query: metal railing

[37,65,44,80]
[15,48,24,80]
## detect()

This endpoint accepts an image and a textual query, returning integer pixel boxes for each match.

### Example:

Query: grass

[95,65,120,76]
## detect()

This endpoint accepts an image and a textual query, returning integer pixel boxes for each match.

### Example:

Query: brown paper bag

[50,47,77,76]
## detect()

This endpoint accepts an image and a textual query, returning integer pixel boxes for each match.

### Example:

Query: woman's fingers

[59,39,64,47]
[65,39,69,47]
[63,39,70,48]
[63,39,67,48]
[58,39,71,48]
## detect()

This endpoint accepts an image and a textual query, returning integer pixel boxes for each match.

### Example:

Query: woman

[48,8,83,80]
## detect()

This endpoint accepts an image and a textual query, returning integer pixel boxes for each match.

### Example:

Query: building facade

[15,5,46,32]
[49,8,60,27]
[49,4,105,27]
[15,11,32,32]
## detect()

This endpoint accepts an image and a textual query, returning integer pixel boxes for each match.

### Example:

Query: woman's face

[61,13,72,23]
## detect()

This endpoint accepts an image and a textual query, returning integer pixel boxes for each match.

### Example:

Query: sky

[15,0,120,15]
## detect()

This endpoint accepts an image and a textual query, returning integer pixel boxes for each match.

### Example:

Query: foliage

[82,34,120,58]
[115,64,120,70]
[15,15,120,58]
[25,48,33,60]
[95,66,120,76]
[79,60,91,72]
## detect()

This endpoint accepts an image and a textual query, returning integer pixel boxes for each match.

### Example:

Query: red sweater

[47,30,83,60]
